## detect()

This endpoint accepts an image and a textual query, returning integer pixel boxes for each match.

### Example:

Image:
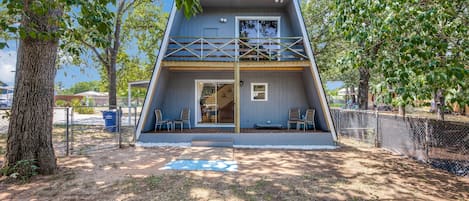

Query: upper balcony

[164,0,308,63]
[164,36,308,62]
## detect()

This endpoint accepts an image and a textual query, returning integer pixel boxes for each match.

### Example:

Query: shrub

[75,107,95,114]
[55,100,68,107]
[70,98,95,114]
[1,159,39,182]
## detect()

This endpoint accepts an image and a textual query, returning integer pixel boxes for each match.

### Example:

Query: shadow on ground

[0,139,468,200]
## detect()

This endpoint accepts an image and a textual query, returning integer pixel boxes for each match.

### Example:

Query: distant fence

[331,109,469,176]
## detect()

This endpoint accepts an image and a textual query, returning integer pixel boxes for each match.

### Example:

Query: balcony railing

[164,37,308,62]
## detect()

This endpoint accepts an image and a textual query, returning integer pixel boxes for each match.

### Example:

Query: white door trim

[194,79,235,128]
[235,16,281,38]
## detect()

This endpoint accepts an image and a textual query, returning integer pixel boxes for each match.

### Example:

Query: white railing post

[269,38,272,60]
[201,38,204,60]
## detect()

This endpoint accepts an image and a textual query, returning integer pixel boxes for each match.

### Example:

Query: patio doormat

[160,147,237,172]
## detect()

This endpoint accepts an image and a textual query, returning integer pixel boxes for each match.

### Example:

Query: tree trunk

[358,67,370,110]
[436,89,445,120]
[399,105,406,117]
[108,1,125,109]
[4,3,61,174]
[108,64,117,108]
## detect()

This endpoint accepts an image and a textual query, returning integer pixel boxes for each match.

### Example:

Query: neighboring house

[136,0,337,148]
[75,91,109,106]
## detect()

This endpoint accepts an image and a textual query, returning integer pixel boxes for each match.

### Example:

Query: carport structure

[127,80,149,125]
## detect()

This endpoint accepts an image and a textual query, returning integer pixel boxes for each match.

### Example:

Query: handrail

[164,37,308,62]
[170,36,305,40]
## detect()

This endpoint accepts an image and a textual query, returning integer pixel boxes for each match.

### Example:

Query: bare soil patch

[0,138,468,200]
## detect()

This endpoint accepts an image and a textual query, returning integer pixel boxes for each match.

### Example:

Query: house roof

[129,80,150,88]
[75,91,108,97]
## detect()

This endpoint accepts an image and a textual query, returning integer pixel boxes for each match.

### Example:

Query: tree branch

[122,0,144,14]
[78,38,109,67]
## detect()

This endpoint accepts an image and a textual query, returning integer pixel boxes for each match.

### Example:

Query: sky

[0,0,174,88]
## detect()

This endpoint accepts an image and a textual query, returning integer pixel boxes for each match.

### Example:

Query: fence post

[337,109,341,142]
[375,110,379,148]
[133,106,137,143]
[338,109,341,142]
[118,106,122,148]
[424,118,430,163]
[65,107,69,156]
[134,106,137,127]
[70,107,74,154]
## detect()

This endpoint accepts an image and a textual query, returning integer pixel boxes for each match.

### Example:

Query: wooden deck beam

[162,60,311,71]
[168,67,305,71]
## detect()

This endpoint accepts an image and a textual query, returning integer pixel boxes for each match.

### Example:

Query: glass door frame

[235,16,281,59]
[194,79,235,128]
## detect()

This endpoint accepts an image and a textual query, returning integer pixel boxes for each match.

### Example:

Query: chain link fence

[64,106,137,155]
[331,108,469,176]
[0,106,138,157]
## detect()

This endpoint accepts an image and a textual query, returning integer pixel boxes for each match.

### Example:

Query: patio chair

[287,108,301,130]
[154,109,170,131]
[298,109,316,131]
[174,108,191,131]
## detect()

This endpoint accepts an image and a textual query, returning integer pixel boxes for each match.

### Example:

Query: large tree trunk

[4,3,60,174]
[358,67,370,110]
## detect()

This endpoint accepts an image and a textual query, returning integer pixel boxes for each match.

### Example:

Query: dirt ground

[0,139,467,201]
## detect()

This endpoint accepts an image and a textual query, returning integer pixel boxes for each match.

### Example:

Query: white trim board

[250,82,268,101]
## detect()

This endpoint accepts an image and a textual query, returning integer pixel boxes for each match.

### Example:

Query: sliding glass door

[196,80,234,126]
[237,16,280,59]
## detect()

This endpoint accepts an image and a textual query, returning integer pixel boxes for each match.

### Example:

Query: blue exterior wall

[143,68,170,131]
[141,70,328,132]
[170,7,301,37]
[302,68,329,131]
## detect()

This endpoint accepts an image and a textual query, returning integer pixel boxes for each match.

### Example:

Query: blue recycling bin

[102,110,118,132]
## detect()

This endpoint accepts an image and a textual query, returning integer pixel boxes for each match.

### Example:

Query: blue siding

[171,7,297,37]
[141,70,328,132]
[142,68,170,131]
[302,68,328,131]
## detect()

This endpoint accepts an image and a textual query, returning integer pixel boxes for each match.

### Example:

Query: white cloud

[0,50,17,85]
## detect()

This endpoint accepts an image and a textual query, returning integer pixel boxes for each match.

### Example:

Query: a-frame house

[136,0,337,148]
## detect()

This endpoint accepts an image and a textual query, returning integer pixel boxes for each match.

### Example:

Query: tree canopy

[306,0,468,118]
